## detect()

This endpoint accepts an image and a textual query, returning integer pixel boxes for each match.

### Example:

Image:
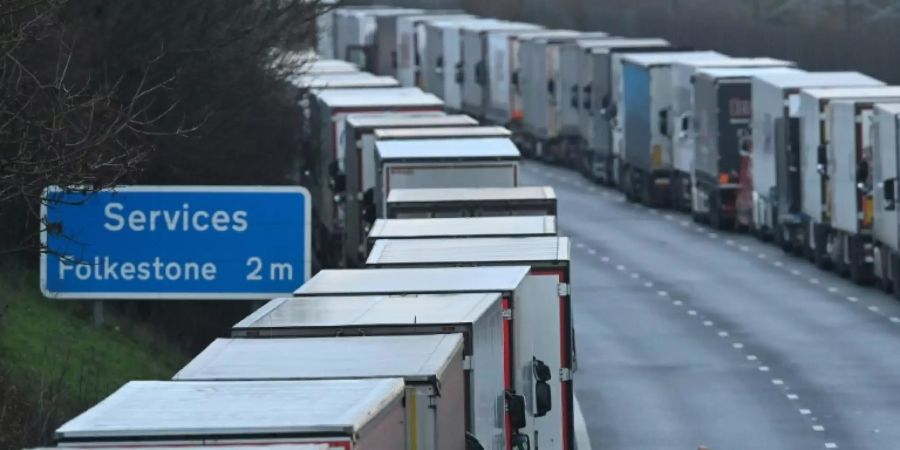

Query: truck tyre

[813,225,831,270]
[879,249,893,293]
[892,252,900,299]
[848,236,871,285]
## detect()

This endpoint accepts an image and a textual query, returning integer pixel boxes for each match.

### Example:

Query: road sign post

[40,186,311,300]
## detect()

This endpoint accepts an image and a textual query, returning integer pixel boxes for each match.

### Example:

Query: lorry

[385,186,557,219]
[669,57,796,211]
[291,265,551,450]
[55,379,406,448]
[366,236,575,450]
[750,72,882,243]
[460,22,542,120]
[315,0,338,58]
[309,87,443,266]
[368,216,558,250]
[374,136,520,217]
[872,103,900,293]
[174,334,466,450]
[334,7,416,70]
[796,87,900,267]
[585,39,673,183]
[690,66,804,228]
[558,38,627,174]
[232,292,508,450]
[422,18,505,111]
[518,31,584,161]
[618,51,726,206]
[395,13,472,86]
[372,9,428,76]
[300,58,359,75]
[822,97,900,282]
[342,113,479,267]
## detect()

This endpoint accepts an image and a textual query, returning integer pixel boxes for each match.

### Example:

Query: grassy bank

[0,262,190,448]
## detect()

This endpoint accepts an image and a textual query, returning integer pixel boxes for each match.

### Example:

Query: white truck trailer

[232,292,507,450]
[668,57,795,211]
[374,136,520,217]
[585,39,672,183]
[750,72,882,243]
[55,379,406,448]
[342,113,478,267]
[372,9,427,76]
[872,103,900,294]
[291,265,549,450]
[396,13,472,86]
[366,236,575,450]
[174,335,466,450]
[335,7,415,70]
[796,87,900,267]
[823,97,900,282]
[309,87,443,266]
[385,186,557,219]
[460,22,542,120]
[368,216,557,246]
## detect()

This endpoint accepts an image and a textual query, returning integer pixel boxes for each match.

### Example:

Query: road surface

[522,161,900,450]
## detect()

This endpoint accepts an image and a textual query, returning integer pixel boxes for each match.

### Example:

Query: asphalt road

[522,161,900,450]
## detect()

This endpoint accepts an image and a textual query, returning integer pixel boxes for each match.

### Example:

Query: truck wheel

[879,250,893,293]
[813,226,832,271]
[848,236,871,285]
[892,252,900,299]
[709,192,727,230]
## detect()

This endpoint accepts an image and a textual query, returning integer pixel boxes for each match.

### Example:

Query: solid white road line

[573,394,592,450]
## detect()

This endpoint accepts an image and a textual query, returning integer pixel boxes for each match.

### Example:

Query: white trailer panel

[386,186,557,218]
[374,10,425,76]
[175,335,466,450]
[873,104,900,252]
[56,380,405,447]
[368,216,557,242]
[422,18,485,98]
[374,137,520,217]
[366,237,573,450]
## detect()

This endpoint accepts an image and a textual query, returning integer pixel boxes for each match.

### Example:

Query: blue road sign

[40,186,311,300]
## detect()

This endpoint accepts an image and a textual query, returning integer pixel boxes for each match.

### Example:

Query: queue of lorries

[40,4,900,450]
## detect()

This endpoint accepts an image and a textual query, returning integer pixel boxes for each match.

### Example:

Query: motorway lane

[522,161,900,450]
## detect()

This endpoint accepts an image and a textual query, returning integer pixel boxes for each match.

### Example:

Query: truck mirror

[583,85,592,110]
[505,391,527,429]
[533,358,552,418]
[435,56,444,74]
[465,432,485,450]
[817,143,827,174]
[511,71,519,88]
[681,115,690,132]
[570,85,579,109]
[454,62,464,84]
[547,79,556,95]
[658,109,670,137]
[885,178,897,210]
[391,51,398,69]
[475,61,486,85]
[329,173,346,194]
[362,189,376,224]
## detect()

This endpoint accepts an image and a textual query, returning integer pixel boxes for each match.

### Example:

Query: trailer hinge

[559,368,572,381]
[557,282,570,296]
[502,308,513,320]
[463,355,473,370]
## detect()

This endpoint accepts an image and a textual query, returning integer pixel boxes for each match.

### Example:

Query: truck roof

[300,59,359,74]
[535,31,609,43]
[588,39,672,54]
[314,87,443,108]
[294,266,530,296]
[462,21,541,32]
[234,293,502,331]
[374,126,511,140]
[876,103,900,115]
[801,86,900,100]
[375,137,520,161]
[346,112,474,129]
[574,37,635,50]
[175,334,463,384]
[694,67,803,80]
[623,51,727,67]
[368,236,571,266]
[369,216,557,239]
[290,73,399,89]
[387,186,556,203]
[676,57,796,69]
[55,379,404,440]
[398,13,471,24]
[754,71,884,89]
[518,30,581,43]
